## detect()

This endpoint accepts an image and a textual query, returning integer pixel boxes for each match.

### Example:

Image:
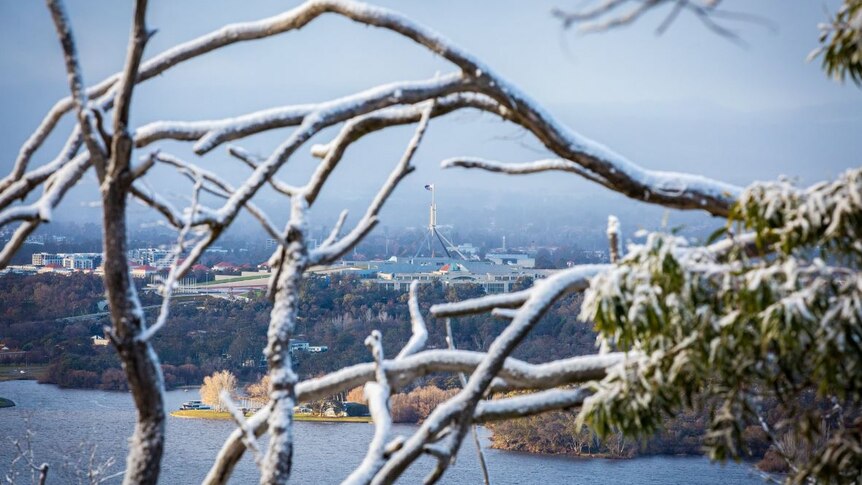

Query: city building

[32,252,64,266]
[328,256,553,294]
[485,252,535,268]
[31,252,102,270]
[127,248,174,268]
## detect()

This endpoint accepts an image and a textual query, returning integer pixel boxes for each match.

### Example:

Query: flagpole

[431,184,436,230]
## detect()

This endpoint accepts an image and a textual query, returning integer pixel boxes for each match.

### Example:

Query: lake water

[0,380,766,484]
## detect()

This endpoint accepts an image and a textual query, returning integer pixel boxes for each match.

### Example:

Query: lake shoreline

[1,380,764,484]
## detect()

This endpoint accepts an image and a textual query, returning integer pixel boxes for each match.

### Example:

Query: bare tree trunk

[260,201,308,484]
[102,2,165,483]
[102,186,165,485]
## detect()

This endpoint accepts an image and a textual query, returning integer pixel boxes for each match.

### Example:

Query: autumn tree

[200,370,237,412]
[246,374,271,406]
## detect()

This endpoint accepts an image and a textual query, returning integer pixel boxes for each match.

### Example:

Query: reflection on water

[0,381,764,484]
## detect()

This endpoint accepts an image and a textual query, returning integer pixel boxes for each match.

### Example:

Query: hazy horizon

[1,0,859,237]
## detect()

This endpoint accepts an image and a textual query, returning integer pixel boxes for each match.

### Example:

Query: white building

[32,252,63,266]
[333,257,552,294]
[63,253,101,270]
[128,248,174,268]
[485,252,535,268]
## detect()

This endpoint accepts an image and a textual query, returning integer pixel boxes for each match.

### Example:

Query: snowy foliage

[812,0,862,85]
[578,170,862,484]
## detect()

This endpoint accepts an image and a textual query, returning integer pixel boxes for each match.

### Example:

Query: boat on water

[179,400,212,410]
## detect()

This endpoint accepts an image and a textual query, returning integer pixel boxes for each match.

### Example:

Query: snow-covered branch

[375,265,611,483]
[442,157,609,186]
[137,163,203,343]
[0,128,81,213]
[474,387,591,423]
[134,73,467,155]
[0,153,90,229]
[310,101,434,266]
[442,156,740,216]
[226,146,300,197]
[205,349,626,483]
[12,0,743,224]
[445,318,491,485]
[44,0,108,181]
[0,152,91,268]
[396,281,429,360]
[430,288,533,318]
[343,331,393,485]
[151,152,285,246]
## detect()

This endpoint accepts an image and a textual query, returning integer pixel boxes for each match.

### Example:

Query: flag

[424,184,434,191]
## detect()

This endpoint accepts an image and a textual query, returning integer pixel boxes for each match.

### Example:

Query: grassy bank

[170,409,371,423]
[198,274,269,286]
[171,409,235,420]
[0,364,48,382]
[0,397,15,408]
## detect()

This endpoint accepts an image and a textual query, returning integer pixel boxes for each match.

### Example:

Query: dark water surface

[1,380,765,484]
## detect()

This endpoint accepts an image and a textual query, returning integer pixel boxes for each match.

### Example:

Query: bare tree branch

[2,2,812,484]
[227,146,300,197]
[16,0,742,229]
[552,0,775,44]
[310,100,435,266]
[442,156,609,186]
[375,265,609,483]
[430,289,533,318]
[445,318,491,485]
[137,164,203,343]
[342,331,393,485]
[44,0,108,180]
[151,152,286,246]
[0,128,81,213]
[396,282,429,360]
[205,348,627,484]
[474,387,591,422]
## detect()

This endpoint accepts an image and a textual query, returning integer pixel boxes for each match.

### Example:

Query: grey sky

[0,0,859,232]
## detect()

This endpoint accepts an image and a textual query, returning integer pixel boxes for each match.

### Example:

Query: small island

[170,408,371,423]
[0,397,15,408]
[170,371,372,423]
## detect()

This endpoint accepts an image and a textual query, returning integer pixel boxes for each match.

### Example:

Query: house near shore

[211,261,239,272]
[91,335,109,346]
